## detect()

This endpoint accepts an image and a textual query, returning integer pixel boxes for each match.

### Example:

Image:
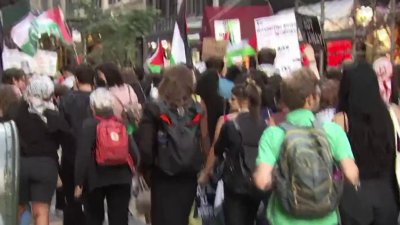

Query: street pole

[319,0,325,75]
[353,0,358,58]
[0,9,3,77]
[389,0,396,63]
[295,0,299,13]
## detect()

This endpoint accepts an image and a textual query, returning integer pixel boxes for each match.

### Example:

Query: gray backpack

[274,122,343,218]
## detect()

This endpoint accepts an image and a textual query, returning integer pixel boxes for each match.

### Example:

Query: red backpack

[95,116,134,171]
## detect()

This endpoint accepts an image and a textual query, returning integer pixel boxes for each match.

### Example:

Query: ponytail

[231,79,262,119]
[245,78,262,120]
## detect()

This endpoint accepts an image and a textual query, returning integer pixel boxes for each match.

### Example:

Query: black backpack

[223,114,267,195]
[155,96,204,176]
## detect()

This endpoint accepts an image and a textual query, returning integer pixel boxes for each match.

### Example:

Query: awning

[277,0,354,32]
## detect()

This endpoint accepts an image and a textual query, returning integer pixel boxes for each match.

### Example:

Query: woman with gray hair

[13,75,71,225]
[74,88,140,225]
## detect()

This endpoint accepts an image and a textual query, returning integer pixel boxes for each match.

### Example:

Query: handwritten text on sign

[295,13,325,49]
[255,13,301,77]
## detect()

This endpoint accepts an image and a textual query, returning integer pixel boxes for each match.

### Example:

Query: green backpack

[274,122,343,218]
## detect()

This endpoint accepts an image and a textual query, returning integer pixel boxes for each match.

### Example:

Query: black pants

[85,184,131,225]
[151,168,197,225]
[223,188,261,225]
[340,177,399,225]
[60,160,85,225]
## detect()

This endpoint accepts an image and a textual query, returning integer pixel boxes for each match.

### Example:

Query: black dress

[15,101,71,204]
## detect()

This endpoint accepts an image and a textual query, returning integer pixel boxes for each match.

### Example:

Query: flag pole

[57,5,80,64]
[0,10,3,77]
[319,0,325,75]
[389,0,396,64]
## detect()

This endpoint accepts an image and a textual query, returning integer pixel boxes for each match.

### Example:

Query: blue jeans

[19,205,31,225]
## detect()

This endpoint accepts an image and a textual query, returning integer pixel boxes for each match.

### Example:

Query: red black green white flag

[170,0,192,67]
[11,7,73,56]
[147,40,165,73]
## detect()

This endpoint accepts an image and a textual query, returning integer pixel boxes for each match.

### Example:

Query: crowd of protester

[0,48,400,225]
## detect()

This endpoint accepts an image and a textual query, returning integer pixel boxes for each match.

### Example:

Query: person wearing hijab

[334,61,399,225]
[14,76,71,225]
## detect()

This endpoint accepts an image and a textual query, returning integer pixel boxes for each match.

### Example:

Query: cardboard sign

[202,38,229,61]
[296,13,325,50]
[255,13,302,77]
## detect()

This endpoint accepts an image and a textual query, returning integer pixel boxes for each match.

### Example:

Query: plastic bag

[189,202,202,225]
[135,176,151,215]
[214,180,224,214]
[195,185,215,223]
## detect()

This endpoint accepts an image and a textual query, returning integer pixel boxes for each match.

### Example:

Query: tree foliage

[79,1,157,65]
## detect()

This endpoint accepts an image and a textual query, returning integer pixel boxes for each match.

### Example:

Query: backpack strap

[312,120,325,131]
[112,91,125,109]
[127,84,134,105]
[137,82,147,102]
[127,85,132,104]
[279,122,298,132]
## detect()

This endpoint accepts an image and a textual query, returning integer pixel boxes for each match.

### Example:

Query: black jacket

[75,117,140,192]
[15,101,72,162]
[59,90,92,164]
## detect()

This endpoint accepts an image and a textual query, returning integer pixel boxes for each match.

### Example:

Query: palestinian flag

[11,7,72,56]
[10,13,36,56]
[226,33,258,66]
[147,40,165,73]
[170,0,192,67]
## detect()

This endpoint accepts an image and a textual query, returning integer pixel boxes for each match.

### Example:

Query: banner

[214,19,241,44]
[202,38,229,61]
[2,47,58,77]
[295,13,325,50]
[254,13,302,77]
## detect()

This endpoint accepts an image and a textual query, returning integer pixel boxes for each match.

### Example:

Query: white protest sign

[2,46,58,77]
[255,13,302,77]
[34,50,58,77]
[214,19,241,44]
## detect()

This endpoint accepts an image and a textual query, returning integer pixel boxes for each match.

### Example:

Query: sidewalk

[48,193,147,225]
[49,213,145,225]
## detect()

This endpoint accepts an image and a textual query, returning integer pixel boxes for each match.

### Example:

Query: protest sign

[295,13,325,50]
[255,13,302,77]
[2,46,58,77]
[202,38,229,61]
[34,50,58,76]
[214,19,241,44]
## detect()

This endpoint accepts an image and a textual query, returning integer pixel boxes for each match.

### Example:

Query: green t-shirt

[257,109,354,225]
